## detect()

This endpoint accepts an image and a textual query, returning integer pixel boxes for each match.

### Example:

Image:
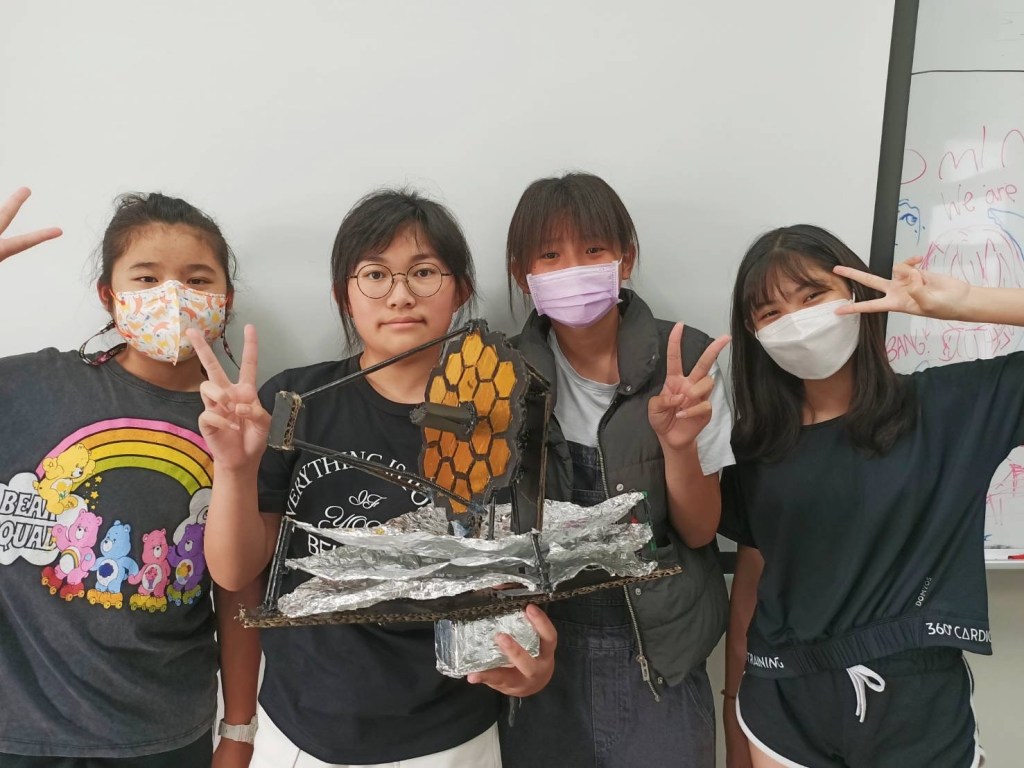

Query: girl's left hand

[467,604,557,697]
[648,324,731,451]
[834,257,971,320]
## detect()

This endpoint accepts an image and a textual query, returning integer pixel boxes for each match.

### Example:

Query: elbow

[679,527,718,549]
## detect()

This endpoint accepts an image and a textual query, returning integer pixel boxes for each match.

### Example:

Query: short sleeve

[256,376,297,514]
[695,361,736,475]
[718,464,756,548]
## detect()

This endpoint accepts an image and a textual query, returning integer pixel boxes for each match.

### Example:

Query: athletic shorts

[736,648,984,768]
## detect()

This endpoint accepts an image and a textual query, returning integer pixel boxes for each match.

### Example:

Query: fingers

[689,334,731,381]
[187,328,231,386]
[198,409,240,434]
[834,297,892,315]
[524,603,557,650]
[833,264,889,292]
[664,322,684,378]
[0,228,64,260]
[0,187,31,233]
[238,324,259,387]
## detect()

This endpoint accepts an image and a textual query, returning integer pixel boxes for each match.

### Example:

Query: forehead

[119,224,218,266]
[358,224,440,266]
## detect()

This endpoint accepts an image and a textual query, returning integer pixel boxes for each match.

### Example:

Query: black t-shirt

[720,353,1024,677]
[256,357,499,763]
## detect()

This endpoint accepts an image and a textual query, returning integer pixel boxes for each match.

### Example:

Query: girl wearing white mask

[0,188,260,767]
[499,172,734,768]
[721,224,1023,768]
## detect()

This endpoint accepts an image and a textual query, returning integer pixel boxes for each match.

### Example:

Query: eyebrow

[125,261,217,273]
[356,252,439,268]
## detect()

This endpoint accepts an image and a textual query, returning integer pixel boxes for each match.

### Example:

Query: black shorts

[736,648,983,768]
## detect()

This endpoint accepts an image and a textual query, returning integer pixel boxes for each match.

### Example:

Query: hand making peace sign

[648,323,731,452]
[0,187,62,264]
[833,257,971,320]
[186,325,271,472]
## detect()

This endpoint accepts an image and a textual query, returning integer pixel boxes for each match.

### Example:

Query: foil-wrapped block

[435,610,540,678]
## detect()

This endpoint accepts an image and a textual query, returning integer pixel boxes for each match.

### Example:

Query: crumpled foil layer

[434,610,540,678]
[277,492,653,618]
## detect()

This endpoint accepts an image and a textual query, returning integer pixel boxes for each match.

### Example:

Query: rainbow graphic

[36,418,213,496]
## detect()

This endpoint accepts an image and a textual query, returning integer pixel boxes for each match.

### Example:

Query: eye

[187,277,212,286]
[362,268,388,282]
[538,252,559,261]
[412,264,441,279]
[758,309,779,322]
[136,276,159,284]
[804,290,827,304]
[899,212,919,227]
[585,246,606,255]
[71,467,84,479]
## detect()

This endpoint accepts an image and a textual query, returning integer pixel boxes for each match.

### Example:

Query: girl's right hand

[0,187,62,263]
[187,324,271,472]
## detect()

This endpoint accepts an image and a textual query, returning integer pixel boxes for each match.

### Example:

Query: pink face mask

[525,260,621,328]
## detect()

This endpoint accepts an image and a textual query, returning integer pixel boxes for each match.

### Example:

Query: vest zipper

[596,394,661,702]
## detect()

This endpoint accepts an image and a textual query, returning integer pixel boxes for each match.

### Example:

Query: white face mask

[755,298,860,380]
[113,280,228,364]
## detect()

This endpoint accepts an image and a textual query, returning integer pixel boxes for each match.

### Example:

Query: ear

[97,284,113,313]
[620,245,637,282]
[225,290,234,311]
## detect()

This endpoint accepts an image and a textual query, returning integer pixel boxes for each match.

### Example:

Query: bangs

[507,174,637,264]
[742,249,833,314]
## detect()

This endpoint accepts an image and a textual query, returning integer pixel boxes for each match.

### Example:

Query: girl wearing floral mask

[499,172,733,768]
[0,188,259,768]
[720,224,1024,768]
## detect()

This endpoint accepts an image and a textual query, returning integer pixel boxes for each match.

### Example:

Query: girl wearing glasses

[497,172,733,768]
[191,189,557,767]
[0,188,257,768]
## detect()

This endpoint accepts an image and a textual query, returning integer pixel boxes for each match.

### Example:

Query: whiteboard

[885,0,1024,547]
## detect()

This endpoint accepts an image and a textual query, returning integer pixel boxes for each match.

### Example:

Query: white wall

[6,1,1019,764]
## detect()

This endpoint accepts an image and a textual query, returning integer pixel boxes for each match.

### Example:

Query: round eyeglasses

[347,262,453,299]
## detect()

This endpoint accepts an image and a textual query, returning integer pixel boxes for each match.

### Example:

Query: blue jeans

[499,589,716,768]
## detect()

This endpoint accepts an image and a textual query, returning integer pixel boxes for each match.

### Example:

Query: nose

[386,273,417,307]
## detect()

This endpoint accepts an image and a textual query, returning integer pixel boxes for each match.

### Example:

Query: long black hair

[730,224,916,462]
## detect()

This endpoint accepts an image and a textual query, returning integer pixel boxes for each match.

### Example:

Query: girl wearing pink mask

[0,188,258,768]
[720,225,1024,768]
[499,172,734,768]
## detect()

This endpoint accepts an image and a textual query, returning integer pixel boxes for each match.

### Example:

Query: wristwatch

[217,713,258,744]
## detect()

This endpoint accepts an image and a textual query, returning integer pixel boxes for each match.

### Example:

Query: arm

[212,579,264,768]
[835,256,1024,327]
[723,544,763,768]
[188,325,280,589]
[648,324,732,548]
[0,187,62,264]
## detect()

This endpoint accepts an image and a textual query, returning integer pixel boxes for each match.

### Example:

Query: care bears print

[0,417,213,613]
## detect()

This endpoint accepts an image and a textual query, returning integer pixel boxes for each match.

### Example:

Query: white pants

[249,705,502,768]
